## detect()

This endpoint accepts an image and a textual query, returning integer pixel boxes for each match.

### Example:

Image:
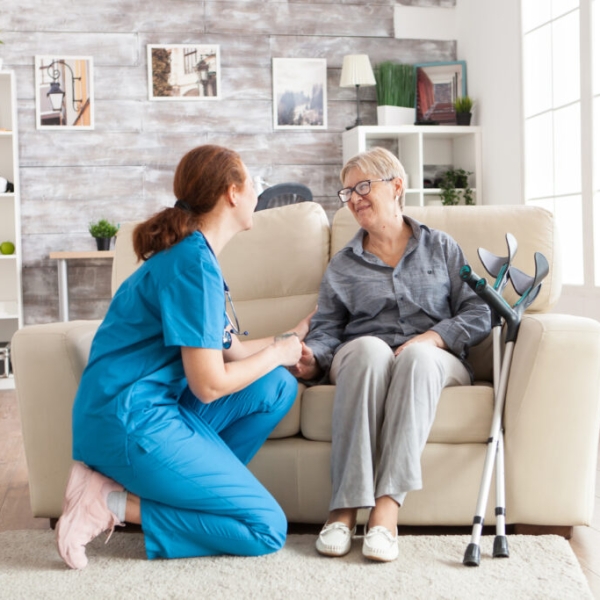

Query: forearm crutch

[474,234,518,560]
[460,251,549,567]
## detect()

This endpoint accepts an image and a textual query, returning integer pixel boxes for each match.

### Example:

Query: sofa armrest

[503,313,600,525]
[11,320,101,518]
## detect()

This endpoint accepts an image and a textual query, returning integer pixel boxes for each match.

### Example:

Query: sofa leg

[50,518,58,530]
[513,524,573,539]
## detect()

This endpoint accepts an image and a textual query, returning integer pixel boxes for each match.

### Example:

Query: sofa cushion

[300,383,494,444]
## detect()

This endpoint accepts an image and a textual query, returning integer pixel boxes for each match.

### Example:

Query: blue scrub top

[72,231,227,467]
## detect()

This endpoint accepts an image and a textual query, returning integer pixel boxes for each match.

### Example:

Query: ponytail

[132,145,245,261]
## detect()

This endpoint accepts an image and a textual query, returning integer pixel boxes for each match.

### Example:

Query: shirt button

[427,270,433,274]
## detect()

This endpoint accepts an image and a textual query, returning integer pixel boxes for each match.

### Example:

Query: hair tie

[174,199,193,213]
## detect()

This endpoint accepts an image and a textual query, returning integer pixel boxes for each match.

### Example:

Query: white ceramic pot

[377,105,415,126]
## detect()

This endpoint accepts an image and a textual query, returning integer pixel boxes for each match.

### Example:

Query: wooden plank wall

[0,0,455,323]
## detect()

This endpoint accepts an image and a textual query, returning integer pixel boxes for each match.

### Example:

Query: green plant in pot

[439,168,474,206]
[374,61,415,126]
[454,96,473,126]
[89,219,119,251]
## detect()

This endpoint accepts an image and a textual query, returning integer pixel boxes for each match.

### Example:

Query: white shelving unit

[0,70,22,385]
[342,125,482,207]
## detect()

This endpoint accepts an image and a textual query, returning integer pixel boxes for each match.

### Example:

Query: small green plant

[439,168,474,206]
[453,96,473,114]
[374,62,415,108]
[89,219,119,238]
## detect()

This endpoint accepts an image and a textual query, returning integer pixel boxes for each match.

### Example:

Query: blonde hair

[340,147,407,209]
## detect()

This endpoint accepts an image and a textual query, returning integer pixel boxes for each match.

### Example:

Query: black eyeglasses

[337,178,394,203]
[223,283,248,349]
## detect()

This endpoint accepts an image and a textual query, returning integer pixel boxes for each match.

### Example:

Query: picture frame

[35,56,94,130]
[147,44,220,101]
[272,58,327,130]
[414,60,467,125]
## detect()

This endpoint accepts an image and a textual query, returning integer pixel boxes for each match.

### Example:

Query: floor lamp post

[340,54,376,129]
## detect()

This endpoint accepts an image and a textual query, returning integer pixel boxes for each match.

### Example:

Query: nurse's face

[236,164,258,231]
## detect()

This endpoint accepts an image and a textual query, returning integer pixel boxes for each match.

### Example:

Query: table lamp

[340,54,376,129]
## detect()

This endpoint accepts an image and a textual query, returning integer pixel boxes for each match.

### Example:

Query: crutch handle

[474,279,521,342]
[459,265,481,290]
[460,266,502,328]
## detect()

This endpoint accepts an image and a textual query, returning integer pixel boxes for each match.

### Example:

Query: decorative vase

[95,237,112,251]
[377,106,415,127]
[456,112,472,126]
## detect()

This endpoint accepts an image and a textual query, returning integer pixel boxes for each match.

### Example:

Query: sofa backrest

[218,202,330,338]
[111,202,331,340]
[111,202,561,365]
[331,205,562,313]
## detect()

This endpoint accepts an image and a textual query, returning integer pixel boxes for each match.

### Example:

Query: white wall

[395,0,524,207]
[455,0,524,206]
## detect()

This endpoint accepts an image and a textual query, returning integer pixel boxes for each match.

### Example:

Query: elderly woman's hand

[289,306,318,341]
[394,330,447,356]
[288,342,322,380]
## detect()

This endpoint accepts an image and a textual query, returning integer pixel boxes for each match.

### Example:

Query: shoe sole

[362,548,399,562]
[315,543,352,557]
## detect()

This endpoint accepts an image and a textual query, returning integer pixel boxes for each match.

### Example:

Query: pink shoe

[56,462,124,569]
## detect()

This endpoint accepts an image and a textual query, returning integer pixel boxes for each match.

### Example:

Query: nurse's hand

[274,332,303,366]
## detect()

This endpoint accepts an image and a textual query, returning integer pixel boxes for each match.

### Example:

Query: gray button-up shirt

[305,216,491,380]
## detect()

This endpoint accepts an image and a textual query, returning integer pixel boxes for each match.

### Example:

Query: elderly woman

[292,147,490,562]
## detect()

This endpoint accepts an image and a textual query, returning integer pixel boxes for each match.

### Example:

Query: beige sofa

[12,202,600,532]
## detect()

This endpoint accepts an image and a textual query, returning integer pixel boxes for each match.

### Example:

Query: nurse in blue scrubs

[56,144,312,569]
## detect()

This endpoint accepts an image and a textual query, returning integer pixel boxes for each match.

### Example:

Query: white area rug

[0,530,593,599]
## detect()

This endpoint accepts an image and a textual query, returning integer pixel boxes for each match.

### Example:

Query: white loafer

[362,525,399,562]
[315,521,357,557]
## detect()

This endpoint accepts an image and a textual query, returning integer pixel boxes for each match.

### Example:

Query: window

[183,48,198,75]
[521,0,597,287]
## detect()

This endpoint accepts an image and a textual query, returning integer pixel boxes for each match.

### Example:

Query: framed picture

[414,60,467,125]
[147,44,220,101]
[272,58,327,130]
[35,56,94,130]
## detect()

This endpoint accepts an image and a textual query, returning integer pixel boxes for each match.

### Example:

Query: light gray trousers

[328,336,470,511]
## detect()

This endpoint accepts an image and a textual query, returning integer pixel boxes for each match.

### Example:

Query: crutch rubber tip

[493,535,509,558]
[463,543,481,567]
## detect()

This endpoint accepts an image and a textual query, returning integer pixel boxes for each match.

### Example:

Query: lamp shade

[47,81,65,111]
[340,55,376,88]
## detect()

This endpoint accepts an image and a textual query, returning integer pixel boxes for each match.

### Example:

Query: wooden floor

[2,386,600,596]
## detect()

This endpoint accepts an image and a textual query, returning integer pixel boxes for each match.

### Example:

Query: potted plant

[374,61,415,126]
[454,96,474,126]
[89,219,119,250]
[439,168,474,206]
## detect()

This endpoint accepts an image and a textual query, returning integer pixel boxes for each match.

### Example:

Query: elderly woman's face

[343,167,399,229]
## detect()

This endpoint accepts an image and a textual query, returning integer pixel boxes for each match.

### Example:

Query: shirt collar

[347,215,430,257]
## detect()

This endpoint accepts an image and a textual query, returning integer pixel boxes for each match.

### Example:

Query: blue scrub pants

[90,367,297,560]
